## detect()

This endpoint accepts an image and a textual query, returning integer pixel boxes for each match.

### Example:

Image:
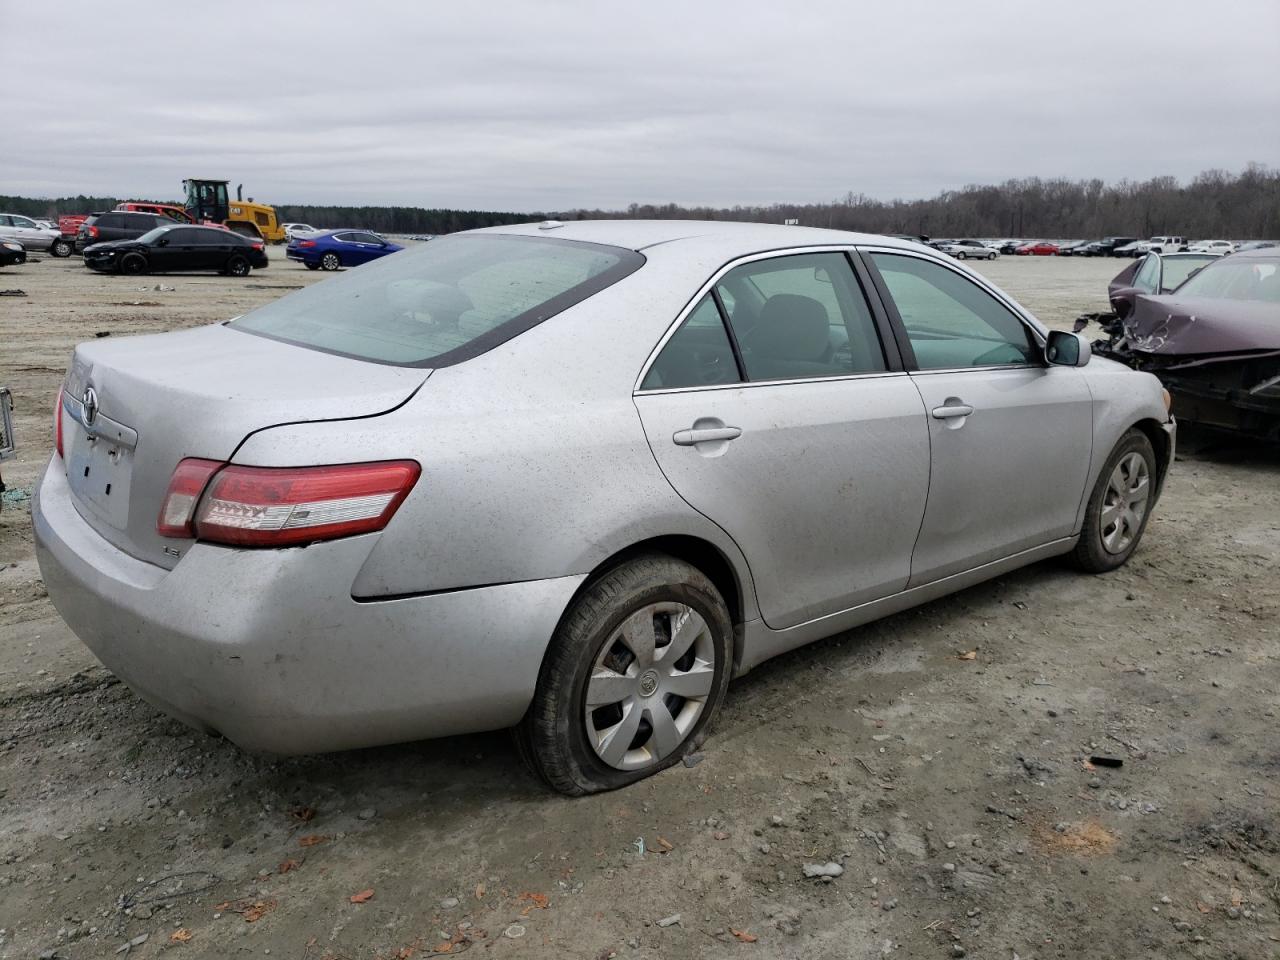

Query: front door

[864,250,1094,586]
[634,251,930,630]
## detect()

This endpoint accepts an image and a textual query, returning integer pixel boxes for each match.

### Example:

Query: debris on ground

[802,862,844,879]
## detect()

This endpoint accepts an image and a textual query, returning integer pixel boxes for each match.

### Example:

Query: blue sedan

[287,230,404,271]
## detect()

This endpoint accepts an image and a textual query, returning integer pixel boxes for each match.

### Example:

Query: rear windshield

[232,233,644,366]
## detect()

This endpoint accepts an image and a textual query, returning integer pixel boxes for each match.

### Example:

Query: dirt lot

[1,251,1277,960]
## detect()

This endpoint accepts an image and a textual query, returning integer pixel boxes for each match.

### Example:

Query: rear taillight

[54,387,64,458]
[157,459,420,547]
[88,225,99,238]
[156,458,223,537]
[297,240,316,248]
[251,241,264,251]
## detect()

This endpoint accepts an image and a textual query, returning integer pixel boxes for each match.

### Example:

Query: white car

[283,223,321,241]
[938,239,998,260]
[1187,239,1236,255]
[0,213,73,258]
[1125,236,1187,257]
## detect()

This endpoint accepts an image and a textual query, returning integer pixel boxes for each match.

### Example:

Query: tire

[958,252,968,260]
[305,262,320,271]
[226,255,250,277]
[1072,428,1157,573]
[517,553,734,795]
[987,251,996,260]
[320,252,341,271]
[50,238,73,258]
[118,253,146,275]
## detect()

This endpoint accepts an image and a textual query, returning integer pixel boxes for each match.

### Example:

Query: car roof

[1227,247,1279,262]
[473,219,924,255]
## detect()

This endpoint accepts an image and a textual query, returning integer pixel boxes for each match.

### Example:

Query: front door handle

[931,402,974,420]
[673,425,742,446]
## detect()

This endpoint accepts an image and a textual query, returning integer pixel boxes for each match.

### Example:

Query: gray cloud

[2,0,1277,210]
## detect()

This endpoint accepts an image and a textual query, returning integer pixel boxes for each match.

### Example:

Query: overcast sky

[2,1,1277,210]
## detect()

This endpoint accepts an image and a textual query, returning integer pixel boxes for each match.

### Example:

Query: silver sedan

[34,221,1175,794]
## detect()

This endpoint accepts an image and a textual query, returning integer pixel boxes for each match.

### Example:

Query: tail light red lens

[157,459,420,547]
[88,225,99,238]
[156,458,223,537]
[297,240,316,248]
[251,242,264,250]
[54,387,64,458]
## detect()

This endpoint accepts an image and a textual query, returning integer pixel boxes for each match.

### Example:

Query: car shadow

[1175,423,1280,468]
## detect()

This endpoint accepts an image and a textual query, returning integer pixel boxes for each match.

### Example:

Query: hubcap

[1100,452,1150,554]
[583,602,716,771]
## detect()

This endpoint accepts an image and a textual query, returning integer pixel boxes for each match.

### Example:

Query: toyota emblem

[82,386,99,427]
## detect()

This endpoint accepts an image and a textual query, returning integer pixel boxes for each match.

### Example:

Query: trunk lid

[59,323,428,569]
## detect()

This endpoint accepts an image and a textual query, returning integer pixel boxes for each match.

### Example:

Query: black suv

[76,211,175,253]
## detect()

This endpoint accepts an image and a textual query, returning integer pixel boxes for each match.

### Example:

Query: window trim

[634,245,902,395]
[858,246,1049,375]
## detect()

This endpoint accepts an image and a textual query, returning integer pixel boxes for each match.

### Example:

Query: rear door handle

[673,426,742,446]
[931,403,974,420]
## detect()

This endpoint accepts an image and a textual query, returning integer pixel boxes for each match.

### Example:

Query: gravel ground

[0,251,1277,960]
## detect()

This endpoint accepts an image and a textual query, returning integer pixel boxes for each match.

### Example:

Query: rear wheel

[50,238,73,258]
[1072,429,1157,573]
[320,252,341,271]
[226,255,250,277]
[118,253,146,275]
[517,553,733,795]
[957,252,968,260]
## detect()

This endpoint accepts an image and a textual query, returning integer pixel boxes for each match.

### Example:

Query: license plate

[67,417,137,531]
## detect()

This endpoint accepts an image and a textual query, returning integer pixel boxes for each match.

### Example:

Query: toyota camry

[34,220,1174,794]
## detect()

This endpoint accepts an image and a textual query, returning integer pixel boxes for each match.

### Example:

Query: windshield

[232,233,645,366]
[1163,255,1218,293]
[1175,258,1280,303]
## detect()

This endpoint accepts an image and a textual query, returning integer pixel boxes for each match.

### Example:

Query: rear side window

[717,252,886,381]
[98,214,124,228]
[641,296,741,390]
[232,234,644,366]
[870,253,1036,369]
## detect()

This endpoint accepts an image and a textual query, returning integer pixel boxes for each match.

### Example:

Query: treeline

[5,165,1276,238]
[578,164,1280,240]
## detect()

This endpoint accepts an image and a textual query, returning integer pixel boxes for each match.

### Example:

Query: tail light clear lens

[54,387,64,458]
[156,458,223,537]
[157,459,420,547]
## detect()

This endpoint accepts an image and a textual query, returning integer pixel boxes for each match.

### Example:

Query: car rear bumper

[33,459,582,754]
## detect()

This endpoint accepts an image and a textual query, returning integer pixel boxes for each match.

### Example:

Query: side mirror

[1045,330,1091,367]
[1109,286,1139,320]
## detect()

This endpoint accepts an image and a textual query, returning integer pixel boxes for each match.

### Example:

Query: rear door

[634,250,930,630]
[863,249,1094,586]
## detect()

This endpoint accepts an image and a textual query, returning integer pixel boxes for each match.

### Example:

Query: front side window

[1132,254,1161,294]
[1162,255,1216,292]
[641,295,740,390]
[715,252,886,381]
[870,253,1036,370]
[233,234,643,366]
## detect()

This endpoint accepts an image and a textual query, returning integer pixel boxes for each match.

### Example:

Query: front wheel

[957,252,968,260]
[320,252,341,271]
[50,238,73,258]
[987,251,996,260]
[517,553,733,795]
[118,253,146,275]
[1072,429,1157,573]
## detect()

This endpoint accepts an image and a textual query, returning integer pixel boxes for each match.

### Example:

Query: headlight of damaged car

[2,242,21,251]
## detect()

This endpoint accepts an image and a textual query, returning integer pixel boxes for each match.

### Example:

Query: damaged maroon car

[1076,248,1280,440]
